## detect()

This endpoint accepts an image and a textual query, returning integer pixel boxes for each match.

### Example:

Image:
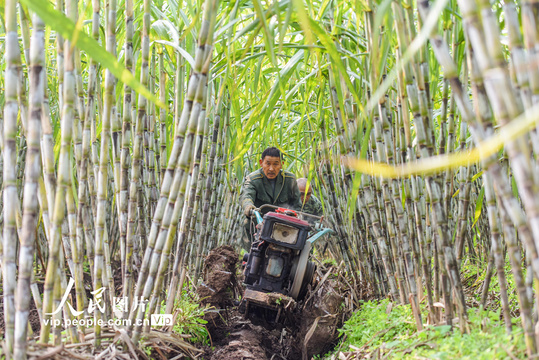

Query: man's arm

[240,175,257,216]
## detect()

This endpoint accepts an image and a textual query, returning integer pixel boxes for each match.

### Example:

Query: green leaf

[472,186,485,229]
[471,170,484,182]
[307,17,363,111]
[252,0,277,67]
[21,0,166,109]
[152,19,180,44]
[232,50,305,161]
[348,172,362,220]
[511,175,519,199]
[435,325,452,335]
[153,40,196,68]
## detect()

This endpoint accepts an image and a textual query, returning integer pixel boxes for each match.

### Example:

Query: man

[297,178,323,216]
[240,147,302,247]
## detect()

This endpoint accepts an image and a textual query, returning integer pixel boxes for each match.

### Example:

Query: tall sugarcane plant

[3,0,539,357]
[3,0,22,356]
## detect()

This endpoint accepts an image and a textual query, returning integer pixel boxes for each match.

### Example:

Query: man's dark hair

[261,147,281,160]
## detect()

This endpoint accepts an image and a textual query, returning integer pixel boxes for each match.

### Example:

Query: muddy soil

[0,282,42,336]
[198,246,347,360]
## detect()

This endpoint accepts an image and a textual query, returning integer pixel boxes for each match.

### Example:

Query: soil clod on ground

[298,277,345,358]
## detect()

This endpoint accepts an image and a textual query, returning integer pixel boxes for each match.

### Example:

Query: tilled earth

[198,245,347,360]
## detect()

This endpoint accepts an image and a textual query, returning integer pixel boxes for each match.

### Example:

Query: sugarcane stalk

[520,0,539,106]
[418,0,539,282]
[169,87,211,302]
[93,0,117,346]
[16,4,29,136]
[498,197,537,355]
[125,0,152,315]
[128,0,219,334]
[13,10,44,360]
[180,98,211,275]
[66,178,87,323]
[372,115,407,303]
[161,66,214,331]
[53,0,64,113]
[158,49,167,185]
[363,174,399,301]
[120,0,133,307]
[194,109,224,279]
[147,48,158,222]
[3,0,21,353]
[482,172,512,333]
[463,0,539,258]
[454,146,472,262]
[145,109,209,333]
[18,3,30,66]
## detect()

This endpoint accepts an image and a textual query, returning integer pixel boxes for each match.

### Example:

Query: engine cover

[259,212,311,250]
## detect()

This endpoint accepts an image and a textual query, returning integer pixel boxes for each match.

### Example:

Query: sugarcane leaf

[0,0,5,30]
[153,40,196,68]
[316,0,332,20]
[232,13,258,42]
[359,121,372,160]
[471,170,484,182]
[178,8,198,41]
[231,50,305,162]
[215,17,241,39]
[401,183,406,209]
[286,117,303,132]
[511,175,519,199]
[152,19,180,45]
[307,17,363,110]
[348,172,362,220]
[252,0,277,67]
[254,55,263,96]
[472,186,485,229]
[21,0,166,109]
[284,66,326,102]
[263,50,304,116]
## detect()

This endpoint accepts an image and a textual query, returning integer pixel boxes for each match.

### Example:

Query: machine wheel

[290,241,312,299]
[298,261,316,300]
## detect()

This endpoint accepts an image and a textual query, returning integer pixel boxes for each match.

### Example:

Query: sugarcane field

[2,0,539,358]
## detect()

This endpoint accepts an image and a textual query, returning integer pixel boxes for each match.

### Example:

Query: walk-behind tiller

[239,205,334,322]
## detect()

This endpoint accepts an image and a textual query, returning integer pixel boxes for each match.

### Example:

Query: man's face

[299,186,312,204]
[259,156,282,179]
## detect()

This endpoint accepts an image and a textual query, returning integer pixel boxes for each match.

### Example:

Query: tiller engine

[240,206,333,322]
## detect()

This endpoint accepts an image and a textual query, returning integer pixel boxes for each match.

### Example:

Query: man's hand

[244,204,255,217]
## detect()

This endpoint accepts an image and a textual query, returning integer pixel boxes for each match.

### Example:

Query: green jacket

[300,194,323,216]
[240,168,302,213]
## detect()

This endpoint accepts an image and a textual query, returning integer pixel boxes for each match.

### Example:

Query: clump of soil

[197,245,241,342]
[298,277,345,358]
[197,245,239,309]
